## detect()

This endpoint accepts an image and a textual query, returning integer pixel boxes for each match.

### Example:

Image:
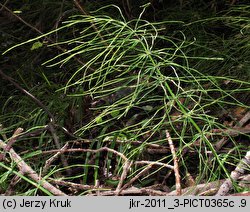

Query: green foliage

[30,41,43,50]
[0,2,249,195]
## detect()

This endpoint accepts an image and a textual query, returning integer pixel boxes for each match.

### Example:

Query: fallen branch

[4,174,22,195]
[87,186,169,196]
[0,127,23,161]
[115,160,133,195]
[73,0,106,44]
[42,147,128,161]
[49,178,107,191]
[44,146,131,194]
[50,171,250,196]
[230,191,250,196]
[167,179,224,196]
[168,175,250,196]
[0,139,66,196]
[118,165,152,194]
[68,138,170,152]
[116,159,174,195]
[166,130,181,195]
[43,142,70,175]
[135,160,174,170]
[216,150,250,196]
[0,69,70,172]
[214,110,250,151]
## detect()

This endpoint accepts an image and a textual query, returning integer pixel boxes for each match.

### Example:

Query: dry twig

[73,0,106,44]
[116,160,133,194]
[49,178,102,191]
[87,186,169,196]
[214,111,250,150]
[42,147,128,161]
[0,3,90,68]
[216,150,250,196]
[0,127,23,161]
[0,139,66,196]
[4,174,22,195]
[166,130,181,195]
[0,69,70,172]
[135,160,174,170]
[43,142,70,174]
[119,165,152,193]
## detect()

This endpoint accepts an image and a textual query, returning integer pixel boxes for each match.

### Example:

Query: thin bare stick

[47,123,70,175]
[119,165,153,193]
[43,142,69,174]
[118,160,174,193]
[214,111,250,150]
[0,140,66,196]
[95,179,101,196]
[115,160,133,195]
[0,127,23,161]
[238,111,250,126]
[87,186,169,196]
[73,0,88,15]
[168,179,224,196]
[0,3,92,68]
[49,178,103,190]
[122,0,133,20]
[4,174,22,195]
[54,174,250,196]
[239,174,250,188]
[0,69,54,121]
[216,150,250,196]
[181,111,250,157]
[0,0,10,11]
[73,0,106,43]
[42,147,128,161]
[0,3,42,34]
[198,188,218,196]
[166,130,181,195]
[135,160,174,170]
[69,138,170,151]
[0,69,69,171]
[43,146,129,182]
[230,191,250,196]
[167,174,250,196]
